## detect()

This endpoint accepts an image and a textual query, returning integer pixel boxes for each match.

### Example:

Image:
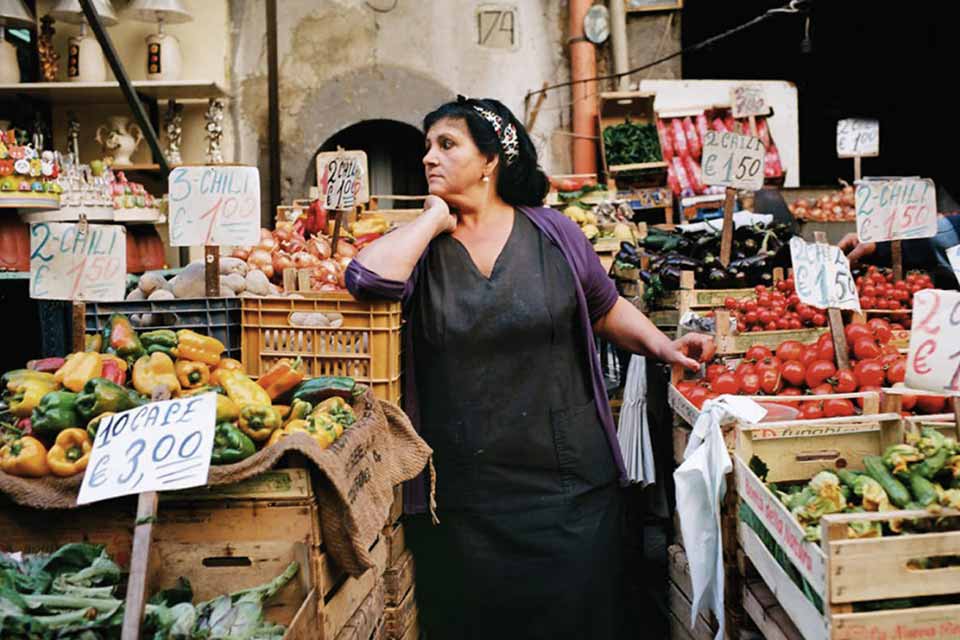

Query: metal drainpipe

[569,0,597,175]
[609,0,630,90]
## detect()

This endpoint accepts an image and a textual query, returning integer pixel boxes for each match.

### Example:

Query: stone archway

[282,65,453,200]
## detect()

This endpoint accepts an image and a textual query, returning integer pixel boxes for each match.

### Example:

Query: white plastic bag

[673,396,765,640]
[617,355,656,486]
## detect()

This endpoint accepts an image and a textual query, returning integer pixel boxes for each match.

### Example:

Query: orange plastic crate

[241,294,402,403]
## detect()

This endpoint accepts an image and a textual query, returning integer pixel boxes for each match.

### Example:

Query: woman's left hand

[661,333,716,371]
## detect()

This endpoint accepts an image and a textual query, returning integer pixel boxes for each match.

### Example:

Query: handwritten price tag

[837,119,879,158]
[30,222,125,302]
[730,84,769,118]
[78,394,217,505]
[789,237,860,312]
[905,289,960,396]
[854,178,938,243]
[316,150,369,211]
[168,166,260,247]
[701,131,765,191]
[948,245,960,281]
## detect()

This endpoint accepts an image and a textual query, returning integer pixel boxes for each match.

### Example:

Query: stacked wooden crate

[380,485,419,640]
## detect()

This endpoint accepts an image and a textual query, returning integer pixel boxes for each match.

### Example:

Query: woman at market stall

[345,96,715,640]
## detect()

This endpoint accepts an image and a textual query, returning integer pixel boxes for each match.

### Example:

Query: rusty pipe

[569,0,597,175]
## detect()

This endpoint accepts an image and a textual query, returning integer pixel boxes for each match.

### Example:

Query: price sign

[316,150,369,210]
[30,222,125,301]
[77,394,217,505]
[700,131,765,191]
[730,84,769,118]
[789,237,861,312]
[854,178,937,242]
[168,166,260,247]
[837,119,879,158]
[905,289,960,396]
[948,245,960,281]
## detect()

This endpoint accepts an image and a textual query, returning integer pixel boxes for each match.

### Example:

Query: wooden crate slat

[383,549,415,607]
[333,577,385,640]
[831,604,960,640]
[667,576,719,640]
[322,536,389,639]
[383,583,417,639]
[742,578,804,640]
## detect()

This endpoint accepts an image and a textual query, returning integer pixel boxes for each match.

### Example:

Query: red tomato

[860,296,876,309]
[845,322,873,345]
[676,381,697,396]
[713,372,740,395]
[736,362,757,377]
[817,339,835,363]
[885,359,906,385]
[778,386,804,405]
[744,300,758,312]
[706,363,728,384]
[796,304,814,322]
[800,347,819,367]
[789,318,803,330]
[853,359,885,388]
[776,318,791,330]
[745,310,759,325]
[823,398,856,417]
[853,338,881,361]
[781,361,806,387]
[901,394,917,411]
[755,356,783,375]
[724,297,738,310]
[800,401,824,419]
[805,360,837,389]
[775,340,804,362]
[810,383,834,395]
[738,372,761,395]
[832,368,858,393]
[759,369,783,395]
[812,313,827,327]
[856,385,882,409]
[766,321,778,331]
[746,346,773,362]
[916,396,947,414]
[687,386,710,409]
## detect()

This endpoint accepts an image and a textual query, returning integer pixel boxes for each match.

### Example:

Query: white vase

[95,116,144,166]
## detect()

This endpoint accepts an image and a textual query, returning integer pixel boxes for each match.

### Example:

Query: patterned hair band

[471,105,520,166]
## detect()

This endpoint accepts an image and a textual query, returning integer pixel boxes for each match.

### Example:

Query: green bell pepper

[211,422,256,465]
[141,330,179,358]
[76,377,147,423]
[290,376,356,405]
[102,315,145,366]
[30,391,80,438]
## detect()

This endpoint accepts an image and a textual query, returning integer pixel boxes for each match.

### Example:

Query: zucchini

[864,456,912,508]
[912,448,950,480]
[837,469,864,491]
[908,472,939,507]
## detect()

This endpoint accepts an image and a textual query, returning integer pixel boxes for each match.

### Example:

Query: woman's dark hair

[423,97,549,206]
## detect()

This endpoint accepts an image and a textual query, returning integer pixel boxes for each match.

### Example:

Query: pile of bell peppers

[0,314,363,479]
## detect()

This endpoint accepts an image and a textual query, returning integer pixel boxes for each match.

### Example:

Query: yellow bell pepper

[0,436,49,477]
[46,428,92,477]
[284,399,313,426]
[132,352,181,398]
[238,404,282,442]
[210,358,244,386]
[176,330,225,367]
[218,370,272,408]
[312,411,343,439]
[5,370,58,418]
[351,215,388,236]
[175,360,210,390]
[54,352,102,393]
[266,417,335,449]
[216,394,239,423]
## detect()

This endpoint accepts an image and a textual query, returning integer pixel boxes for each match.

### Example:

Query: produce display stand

[735,413,960,640]
[597,92,669,184]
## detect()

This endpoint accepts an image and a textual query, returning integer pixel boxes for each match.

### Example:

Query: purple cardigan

[345,205,626,513]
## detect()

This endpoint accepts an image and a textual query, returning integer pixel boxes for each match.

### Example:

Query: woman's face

[423,117,494,204]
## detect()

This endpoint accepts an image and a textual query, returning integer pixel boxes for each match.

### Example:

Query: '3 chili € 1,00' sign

[700,131,766,191]
[854,178,938,243]
[30,222,126,302]
[77,393,217,505]
[168,165,261,247]
[905,289,960,396]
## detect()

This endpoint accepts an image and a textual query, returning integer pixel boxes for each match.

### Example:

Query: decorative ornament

[67,111,81,162]
[163,99,183,165]
[204,98,224,164]
[38,15,60,82]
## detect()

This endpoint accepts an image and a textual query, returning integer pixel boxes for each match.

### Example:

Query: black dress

[407,212,624,639]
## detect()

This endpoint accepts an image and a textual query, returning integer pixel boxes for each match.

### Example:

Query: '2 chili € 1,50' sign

[168,165,260,247]
[905,289,960,396]
[789,237,860,312]
[77,393,217,505]
[854,178,938,243]
[30,222,126,302]
[700,131,766,191]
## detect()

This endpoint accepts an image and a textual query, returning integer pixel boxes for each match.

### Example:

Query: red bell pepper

[27,357,66,373]
[101,358,127,385]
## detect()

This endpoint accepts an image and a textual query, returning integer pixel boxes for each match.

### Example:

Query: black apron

[408,212,623,640]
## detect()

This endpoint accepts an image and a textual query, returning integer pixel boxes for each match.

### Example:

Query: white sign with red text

[905,289,960,396]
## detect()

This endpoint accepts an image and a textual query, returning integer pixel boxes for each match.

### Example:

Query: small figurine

[204,98,224,164]
[38,16,60,82]
[67,112,80,162]
[164,99,183,165]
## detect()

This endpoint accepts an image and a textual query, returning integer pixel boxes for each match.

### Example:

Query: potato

[219,257,249,276]
[138,271,168,296]
[222,272,246,294]
[148,289,175,301]
[218,276,238,297]
[126,288,146,301]
[172,262,206,299]
[245,269,271,296]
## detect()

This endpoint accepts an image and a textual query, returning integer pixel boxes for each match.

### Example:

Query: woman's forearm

[594,298,674,360]
[355,211,444,282]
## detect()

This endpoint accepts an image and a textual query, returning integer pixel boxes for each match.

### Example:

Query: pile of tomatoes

[855,267,933,319]
[675,318,948,417]
[722,280,828,333]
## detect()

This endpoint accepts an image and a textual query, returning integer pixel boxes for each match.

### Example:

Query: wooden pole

[71,302,86,352]
[853,155,862,182]
[204,246,220,298]
[891,239,903,281]
[331,210,344,253]
[121,491,158,640]
[813,231,850,370]
[953,396,960,441]
[719,187,736,267]
[748,115,758,138]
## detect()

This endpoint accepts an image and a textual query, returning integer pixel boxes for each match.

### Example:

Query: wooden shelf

[0,80,229,104]
[112,163,162,172]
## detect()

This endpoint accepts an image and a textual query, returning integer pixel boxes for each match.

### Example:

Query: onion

[232,246,251,261]
[272,251,294,275]
[336,255,353,272]
[307,236,332,260]
[293,251,320,269]
[334,240,357,259]
[248,248,275,279]
[317,258,340,285]
[274,221,295,242]
[257,228,277,253]
[318,283,339,292]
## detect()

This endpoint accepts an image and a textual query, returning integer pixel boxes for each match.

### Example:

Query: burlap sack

[0,390,431,576]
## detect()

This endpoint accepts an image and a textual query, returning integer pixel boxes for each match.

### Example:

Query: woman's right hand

[424,195,456,236]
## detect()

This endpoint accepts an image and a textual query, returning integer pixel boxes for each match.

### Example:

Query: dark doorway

[315,120,427,208]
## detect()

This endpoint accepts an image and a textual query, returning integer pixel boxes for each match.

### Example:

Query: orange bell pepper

[210,358,244,386]
[257,357,305,400]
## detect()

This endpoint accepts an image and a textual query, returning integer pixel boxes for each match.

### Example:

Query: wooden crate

[668,544,720,639]
[598,92,668,181]
[735,412,960,639]
[319,534,391,640]
[382,521,407,572]
[383,584,418,640]
[742,576,804,640]
[852,308,912,349]
[334,576,385,640]
[384,550,414,607]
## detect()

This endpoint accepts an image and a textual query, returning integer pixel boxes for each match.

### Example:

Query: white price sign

[730,84,769,118]
[700,131,765,191]
[168,166,261,247]
[317,150,369,211]
[837,119,879,158]
[905,289,960,396]
[854,178,938,242]
[789,237,861,312]
[30,222,125,301]
[77,394,217,505]
[948,245,960,281]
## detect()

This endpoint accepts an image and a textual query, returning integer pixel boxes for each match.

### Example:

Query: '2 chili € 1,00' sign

[789,237,861,312]
[168,165,261,247]
[836,118,879,158]
[700,131,766,191]
[30,222,125,302]
[77,393,217,505]
[854,178,938,243]
[317,150,370,211]
[905,289,960,396]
